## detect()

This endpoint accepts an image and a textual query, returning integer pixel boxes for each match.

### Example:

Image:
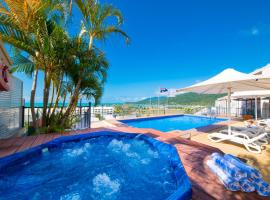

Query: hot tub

[0,131,192,200]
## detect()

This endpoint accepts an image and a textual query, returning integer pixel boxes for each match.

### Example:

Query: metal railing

[22,103,92,133]
[214,105,270,118]
[22,103,218,133]
[71,104,91,130]
[109,105,204,120]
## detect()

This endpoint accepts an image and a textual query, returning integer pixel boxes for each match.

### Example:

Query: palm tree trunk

[30,68,38,130]
[41,72,51,127]
[47,82,55,116]
[50,76,63,118]
[59,91,67,116]
[61,77,82,125]
[41,71,47,127]
[88,35,94,50]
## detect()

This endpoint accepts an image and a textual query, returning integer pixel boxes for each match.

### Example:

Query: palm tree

[60,37,109,125]
[0,0,69,129]
[62,0,129,121]
[77,0,129,50]
[0,0,128,133]
[0,0,44,130]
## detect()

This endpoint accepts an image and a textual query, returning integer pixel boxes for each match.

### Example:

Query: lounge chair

[258,119,270,126]
[242,123,270,140]
[208,131,268,154]
[257,119,270,134]
[220,128,268,145]
[225,126,268,139]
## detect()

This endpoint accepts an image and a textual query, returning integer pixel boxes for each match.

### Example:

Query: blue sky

[13,0,270,103]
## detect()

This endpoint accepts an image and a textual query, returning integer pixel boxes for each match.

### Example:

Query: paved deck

[0,127,268,200]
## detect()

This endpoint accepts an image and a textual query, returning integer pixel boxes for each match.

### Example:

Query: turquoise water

[24,102,122,107]
[120,115,226,132]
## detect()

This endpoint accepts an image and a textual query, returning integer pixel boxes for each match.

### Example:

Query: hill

[132,92,225,106]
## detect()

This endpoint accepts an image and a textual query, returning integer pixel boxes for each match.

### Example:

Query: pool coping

[0,131,192,200]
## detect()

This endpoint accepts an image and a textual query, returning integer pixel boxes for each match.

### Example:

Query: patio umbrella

[176,68,270,134]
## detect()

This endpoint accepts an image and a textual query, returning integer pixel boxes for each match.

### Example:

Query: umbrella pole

[255,96,258,121]
[228,88,232,135]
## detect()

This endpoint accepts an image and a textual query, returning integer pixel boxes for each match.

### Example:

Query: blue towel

[206,159,240,191]
[253,179,270,196]
[224,154,262,179]
[239,179,255,192]
[208,153,270,196]
[211,153,247,181]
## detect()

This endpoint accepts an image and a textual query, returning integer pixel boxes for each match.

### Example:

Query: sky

[12,0,270,103]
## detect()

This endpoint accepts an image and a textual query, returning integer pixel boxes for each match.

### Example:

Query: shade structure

[232,90,270,98]
[177,68,270,94]
[177,68,270,134]
[232,90,270,120]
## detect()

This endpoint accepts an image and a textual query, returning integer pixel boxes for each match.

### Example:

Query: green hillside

[133,92,225,106]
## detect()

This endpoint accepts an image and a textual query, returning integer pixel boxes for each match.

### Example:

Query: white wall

[0,76,23,138]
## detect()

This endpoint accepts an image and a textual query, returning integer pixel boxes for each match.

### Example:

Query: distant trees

[134,93,225,106]
[0,0,129,133]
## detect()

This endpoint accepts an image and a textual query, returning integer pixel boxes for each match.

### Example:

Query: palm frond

[10,54,35,77]
[1,0,46,32]
[75,0,129,47]
[99,4,123,26]
[96,26,130,44]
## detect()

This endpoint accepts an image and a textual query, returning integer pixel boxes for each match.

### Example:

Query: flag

[160,88,168,93]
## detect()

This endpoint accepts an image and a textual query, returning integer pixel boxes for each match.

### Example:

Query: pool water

[0,132,191,200]
[120,115,226,132]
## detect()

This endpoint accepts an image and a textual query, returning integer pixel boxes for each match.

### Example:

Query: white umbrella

[177,68,270,134]
[232,90,270,98]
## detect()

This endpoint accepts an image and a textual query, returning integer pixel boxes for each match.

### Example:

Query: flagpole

[149,96,152,115]
[158,91,160,116]
[167,95,169,110]
[167,89,169,109]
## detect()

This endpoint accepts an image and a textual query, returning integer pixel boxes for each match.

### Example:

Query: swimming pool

[0,131,192,200]
[120,115,226,132]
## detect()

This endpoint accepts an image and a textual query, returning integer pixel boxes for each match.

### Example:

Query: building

[215,64,270,119]
[91,106,114,116]
[0,41,23,138]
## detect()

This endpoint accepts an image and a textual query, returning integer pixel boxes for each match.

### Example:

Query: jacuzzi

[0,131,192,200]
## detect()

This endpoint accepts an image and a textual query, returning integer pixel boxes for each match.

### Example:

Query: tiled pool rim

[0,131,192,200]
[118,114,228,132]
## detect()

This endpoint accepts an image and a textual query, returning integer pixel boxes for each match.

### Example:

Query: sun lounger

[220,127,268,145]
[241,124,270,140]
[258,119,270,127]
[208,131,268,154]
